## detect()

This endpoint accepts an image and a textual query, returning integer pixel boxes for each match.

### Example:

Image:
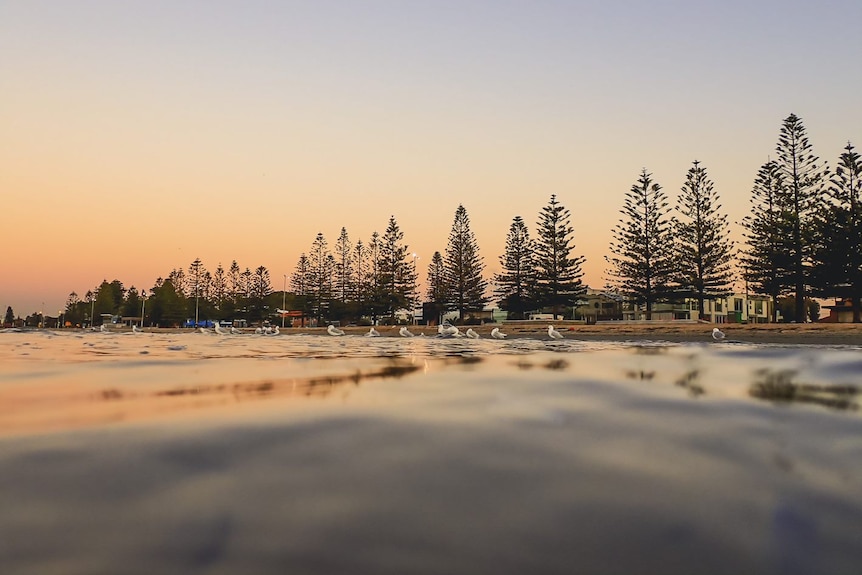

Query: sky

[2,0,861,317]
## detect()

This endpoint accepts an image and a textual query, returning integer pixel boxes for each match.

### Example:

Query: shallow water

[1,329,861,574]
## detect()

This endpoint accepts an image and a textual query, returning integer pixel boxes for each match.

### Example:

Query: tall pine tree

[672,160,735,319]
[378,216,417,320]
[811,142,862,321]
[741,160,789,321]
[607,170,675,319]
[494,215,536,319]
[444,205,488,321]
[774,113,828,321]
[425,251,447,325]
[534,195,585,318]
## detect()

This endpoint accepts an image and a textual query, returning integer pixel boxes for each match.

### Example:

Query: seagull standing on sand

[132,325,142,334]
[214,322,227,335]
[269,325,280,335]
[490,327,507,339]
[399,326,415,337]
[199,327,210,335]
[100,324,108,333]
[327,324,345,336]
[712,327,726,341]
[548,325,564,340]
[230,326,241,335]
[466,328,480,339]
[366,327,380,337]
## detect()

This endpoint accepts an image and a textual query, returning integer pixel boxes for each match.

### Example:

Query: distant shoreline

[66,322,862,346]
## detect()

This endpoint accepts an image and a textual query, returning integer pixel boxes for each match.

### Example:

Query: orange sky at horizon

[2,1,860,316]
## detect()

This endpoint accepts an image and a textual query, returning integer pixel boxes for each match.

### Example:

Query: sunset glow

[2,0,860,315]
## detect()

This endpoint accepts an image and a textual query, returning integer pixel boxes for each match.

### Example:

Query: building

[623,293,773,323]
[821,298,859,323]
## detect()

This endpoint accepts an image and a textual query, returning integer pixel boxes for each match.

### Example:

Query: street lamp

[140,293,147,328]
[411,253,419,325]
[282,274,287,328]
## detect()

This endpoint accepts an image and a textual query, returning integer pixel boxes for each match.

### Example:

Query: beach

[124,321,862,345]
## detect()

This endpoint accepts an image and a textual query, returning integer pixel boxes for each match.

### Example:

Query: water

[1,329,861,574]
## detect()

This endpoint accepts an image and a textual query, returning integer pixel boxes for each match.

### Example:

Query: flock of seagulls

[110,321,732,342]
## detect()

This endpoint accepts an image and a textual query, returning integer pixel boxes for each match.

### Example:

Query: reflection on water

[1,329,861,574]
[750,368,859,411]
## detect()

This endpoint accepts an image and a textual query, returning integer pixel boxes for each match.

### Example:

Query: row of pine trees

[61,112,860,326]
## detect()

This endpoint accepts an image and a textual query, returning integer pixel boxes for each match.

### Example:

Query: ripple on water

[0,330,860,574]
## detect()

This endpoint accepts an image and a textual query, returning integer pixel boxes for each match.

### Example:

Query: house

[623,293,773,323]
[821,298,858,323]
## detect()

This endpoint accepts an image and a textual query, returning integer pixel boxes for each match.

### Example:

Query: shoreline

[54,322,862,346]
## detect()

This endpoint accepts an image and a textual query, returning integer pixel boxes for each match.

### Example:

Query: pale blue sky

[2,1,861,314]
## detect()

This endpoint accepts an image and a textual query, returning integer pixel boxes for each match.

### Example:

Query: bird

[399,326,415,337]
[548,325,564,340]
[466,328,480,339]
[712,327,726,341]
[254,327,263,335]
[438,323,462,338]
[230,326,241,335]
[132,325,142,334]
[366,327,380,337]
[264,326,272,335]
[199,327,210,335]
[268,325,280,335]
[327,324,345,336]
[490,327,507,339]
[100,324,108,333]
[214,322,227,335]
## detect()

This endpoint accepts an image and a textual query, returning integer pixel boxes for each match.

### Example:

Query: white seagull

[132,325,142,334]
[327,324,345,336]
[366,327,380,337]
[268,325,280,335]
[199,327,210,335]
[399,326,415,337]
[438,323,462,338]
[254,327,263,334]
[214,322,227,335]
[100,324,108,333]
[466,328,480,339]
[548,325,564,340]
[490,327,507,339]
[712,327,726,341]
[230,326,241,335]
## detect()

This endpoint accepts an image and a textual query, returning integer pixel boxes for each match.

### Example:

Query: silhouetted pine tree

[378,216,417,320]
[494,215,536,319]
[606,170,675,319]
[533,195,585,318]
[811,142,862,321]
[425,251,447,324]
[672,160,735,319]
[741,160,789,321]
[308,233,333,322]
[444,205,488,321]
[774,113,828,321]
[334,227,353,303]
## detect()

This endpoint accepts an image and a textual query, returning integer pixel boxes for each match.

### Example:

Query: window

[755,300,763,315]
[734,298,743,312]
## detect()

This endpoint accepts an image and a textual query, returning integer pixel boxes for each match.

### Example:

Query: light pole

[411,253,419,325]
[140,294,146,328]
[282,274,287,328]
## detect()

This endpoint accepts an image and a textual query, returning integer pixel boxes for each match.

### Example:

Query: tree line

[58,112,860,326]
